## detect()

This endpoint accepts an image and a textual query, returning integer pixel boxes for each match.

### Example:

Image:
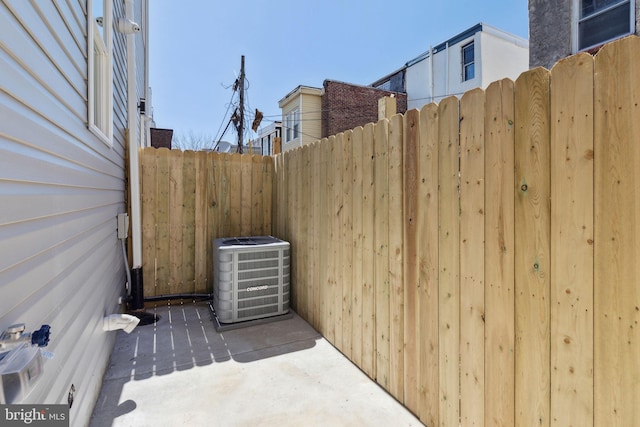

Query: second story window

[577,0,634,51]
[284,109,299,143]
[88,0,113,146]
[462,42,475,81]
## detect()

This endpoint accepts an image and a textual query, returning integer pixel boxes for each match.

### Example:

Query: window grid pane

[462,42,475,81]
[579,1,631,49]
[581,0,626,18]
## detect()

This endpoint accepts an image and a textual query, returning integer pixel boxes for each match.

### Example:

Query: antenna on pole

[237,55,245,154]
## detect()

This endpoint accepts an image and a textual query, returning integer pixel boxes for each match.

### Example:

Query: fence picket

[141,148,157,297]
[514,67,551,427]
[342,131,354,359]
[594,37,640,427]
[318,139,330,337]
[403,108,420,414]
[302,145,312,322]
[333,134,344,351]
[438,96,461,427]
[484,79,516,427]
[182,150,196,293]
[388,114,405,401]
[460,88,486,426]
[361,124,376,378]
[418,103,440,426]
[194,151,208,293]
[351,127,364,367]
[251,155,263,235]
[550,52,594,427]
[155,148,170,296]
[374,119,390,390]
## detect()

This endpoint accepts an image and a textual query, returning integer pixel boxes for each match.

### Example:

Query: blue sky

[149,0,529,147]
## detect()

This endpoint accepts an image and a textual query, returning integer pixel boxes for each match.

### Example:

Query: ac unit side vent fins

[213,236,290,324]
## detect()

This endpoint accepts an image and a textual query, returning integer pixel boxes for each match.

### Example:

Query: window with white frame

[88,0,113,145]
[576,0,635,51]
[284,109,299,143]
[462,42,475,81]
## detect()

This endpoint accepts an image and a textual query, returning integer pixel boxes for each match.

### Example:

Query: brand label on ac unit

[246,285,269,292]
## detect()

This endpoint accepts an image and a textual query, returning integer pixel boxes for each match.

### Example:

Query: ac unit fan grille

[238,296,279,309]
[238,270,279,281]
[238,250,279,261]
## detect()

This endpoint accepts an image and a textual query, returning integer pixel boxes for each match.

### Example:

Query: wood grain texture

[342,131,354,359]
[514,67,551,427]
[361,123,376,378]
[418,103,440,426]
[194,151,208,293]
[459,88,486,427]
[141,148,157,297]
[550,53,594,427]
[484,79,516,427]
[388,114,405,401]
[594,37,640,427]
[374,119,390,390]
[155,148,170,295]
[438,96,461,427]
[403,108,420,414]
[332,134,344,349]
[181,150,196,293]
[351,127,364,367]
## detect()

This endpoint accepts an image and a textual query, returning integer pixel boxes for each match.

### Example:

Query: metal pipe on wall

[124,0,144,309]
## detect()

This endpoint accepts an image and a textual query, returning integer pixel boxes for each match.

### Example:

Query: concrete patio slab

[90,301,422,427]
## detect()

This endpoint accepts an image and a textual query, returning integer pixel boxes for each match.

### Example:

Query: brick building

[278,81,406,152]
[321,80,407,138]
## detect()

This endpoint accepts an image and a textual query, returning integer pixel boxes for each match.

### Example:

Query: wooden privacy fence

[273,37,640,427]
[139,149,272,297]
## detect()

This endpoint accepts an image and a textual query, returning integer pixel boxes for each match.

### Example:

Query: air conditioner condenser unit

[212,236,290,324]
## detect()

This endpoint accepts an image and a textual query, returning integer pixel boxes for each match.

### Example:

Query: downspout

[124,0,144,310]
[429,45,434,103]
[445,42,450,97]
[299,93,303,148]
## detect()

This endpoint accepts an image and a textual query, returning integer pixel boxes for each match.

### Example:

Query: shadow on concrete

[90,301,319,426]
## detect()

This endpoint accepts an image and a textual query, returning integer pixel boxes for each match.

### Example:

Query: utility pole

[237,55,245,154]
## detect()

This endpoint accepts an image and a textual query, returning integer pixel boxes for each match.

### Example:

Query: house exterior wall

[255,121,281,155]
[301,91,322,146]
[321,80,407,138]
[0,1,146,425]
[479,29,530,86]
[405,33,481,107]
[529,0,640,69]
[379,24,528,110]
[279,86,322,152]
[529,0,574,69]
[404,59,429,110]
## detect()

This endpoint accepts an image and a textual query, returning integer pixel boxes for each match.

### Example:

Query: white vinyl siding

[0,1,136,425]
[300,92,322,146]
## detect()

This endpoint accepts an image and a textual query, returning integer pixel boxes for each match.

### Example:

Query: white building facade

[373,23,529,110]
[254,121,282,155]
